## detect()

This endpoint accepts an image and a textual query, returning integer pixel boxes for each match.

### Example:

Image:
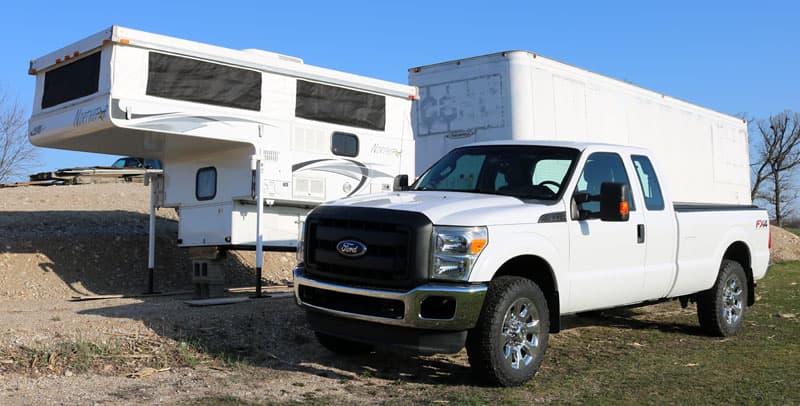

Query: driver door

[566,152,646,312]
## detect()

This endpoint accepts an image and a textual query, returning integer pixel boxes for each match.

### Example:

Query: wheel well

[723,241,755,306]
[494,255,560,333]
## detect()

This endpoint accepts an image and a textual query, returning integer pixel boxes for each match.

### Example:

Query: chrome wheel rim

[721,276,744,326]
[501,298,541,370]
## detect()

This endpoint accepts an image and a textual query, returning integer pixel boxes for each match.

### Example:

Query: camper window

[196,167,217,201]
[295,80,386,131]
[41,51,101,109]
[147,52,261,111]
[331,132,359,157]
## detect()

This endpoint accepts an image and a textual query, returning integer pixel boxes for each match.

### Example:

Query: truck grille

[303,206,432,288]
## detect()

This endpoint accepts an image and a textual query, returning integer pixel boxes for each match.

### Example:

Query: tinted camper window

[147,52,261,111]
[41,51,101,109]
[331,132,359,157]
[295,80,386,131]
[196,167,217,201]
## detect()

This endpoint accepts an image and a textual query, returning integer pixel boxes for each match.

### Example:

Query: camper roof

[30,25,417,99]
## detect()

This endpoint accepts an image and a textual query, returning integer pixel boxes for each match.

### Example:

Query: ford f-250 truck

[294,140,770,386]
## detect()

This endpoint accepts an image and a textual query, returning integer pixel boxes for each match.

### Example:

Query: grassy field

[411,261,800,404]
[786,227,800,237]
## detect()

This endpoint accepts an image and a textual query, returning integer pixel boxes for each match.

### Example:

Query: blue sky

[1,1,798,174]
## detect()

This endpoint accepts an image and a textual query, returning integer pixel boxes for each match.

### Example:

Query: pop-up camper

[28,26,417,251]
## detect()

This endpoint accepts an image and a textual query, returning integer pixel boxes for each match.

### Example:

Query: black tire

[314,332,374,355]
[697,260,748,337]
[466,276,550,387]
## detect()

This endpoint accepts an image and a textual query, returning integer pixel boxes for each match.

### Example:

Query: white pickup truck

[294,140,770,386]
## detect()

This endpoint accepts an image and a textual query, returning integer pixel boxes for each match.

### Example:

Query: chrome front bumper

[293,266,487,330]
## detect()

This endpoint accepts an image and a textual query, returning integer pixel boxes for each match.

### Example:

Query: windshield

[412,145,580,200]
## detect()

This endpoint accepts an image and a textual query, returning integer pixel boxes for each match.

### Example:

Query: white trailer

[28,26,417,251]
[408,51,751,205]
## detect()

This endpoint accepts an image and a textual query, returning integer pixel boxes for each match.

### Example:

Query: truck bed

[671,203,770,298]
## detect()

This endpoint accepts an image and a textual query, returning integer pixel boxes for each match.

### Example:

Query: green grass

[410,261,800,404]
[786,227,800,237]
[176,340,202,368]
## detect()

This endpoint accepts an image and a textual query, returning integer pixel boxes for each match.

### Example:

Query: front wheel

[697,260,748,337]
[466,276,550,387]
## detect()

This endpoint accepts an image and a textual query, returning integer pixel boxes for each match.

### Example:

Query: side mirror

[599,182,629,222]
[571,192,591,220]
[393,174,409,191]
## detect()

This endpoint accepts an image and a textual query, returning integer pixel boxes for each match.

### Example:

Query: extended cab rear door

[629,154,677,298]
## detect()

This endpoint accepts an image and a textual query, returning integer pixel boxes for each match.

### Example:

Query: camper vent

[293,177,325,200]
[293,127,328,154]
[263,150,280,161]
[278,55,304,64]
[241,49,304,64]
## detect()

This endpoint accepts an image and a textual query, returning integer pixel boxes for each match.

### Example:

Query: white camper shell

[28,26,417,248]
[409,51,751,205]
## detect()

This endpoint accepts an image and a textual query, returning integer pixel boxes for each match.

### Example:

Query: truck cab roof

[462,140,654,156]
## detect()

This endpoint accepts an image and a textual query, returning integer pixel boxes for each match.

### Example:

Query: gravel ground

[0,183,471,405]
[1,183,797,405]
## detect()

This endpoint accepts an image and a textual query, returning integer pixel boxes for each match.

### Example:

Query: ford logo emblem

[336,240,367,258]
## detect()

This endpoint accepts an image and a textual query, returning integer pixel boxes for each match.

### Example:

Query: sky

[1,0,798,175]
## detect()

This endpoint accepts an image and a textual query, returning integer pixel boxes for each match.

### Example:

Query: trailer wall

[409,51,751,205]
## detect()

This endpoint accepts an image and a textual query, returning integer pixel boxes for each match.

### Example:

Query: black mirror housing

[393,174,409,191]
[571,192,590,220]
[599,182,629,222]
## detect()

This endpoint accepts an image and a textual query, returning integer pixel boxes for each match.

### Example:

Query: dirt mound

[771,225,800,263]
[0,183,294,299]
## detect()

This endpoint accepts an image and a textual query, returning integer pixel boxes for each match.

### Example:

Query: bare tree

[750,110,800,227]
[0,91,38,184]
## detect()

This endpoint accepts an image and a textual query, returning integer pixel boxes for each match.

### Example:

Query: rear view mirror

[599,182,629,222]
[393,174,409,191]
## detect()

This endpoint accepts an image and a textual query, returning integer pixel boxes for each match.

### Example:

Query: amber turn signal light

[619,201,630,216]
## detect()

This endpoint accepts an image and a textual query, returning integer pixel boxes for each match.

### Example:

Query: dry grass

[4,262,796,404]
[402,261,800,404]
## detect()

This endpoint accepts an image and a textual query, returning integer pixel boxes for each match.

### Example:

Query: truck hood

[325,191,563,226]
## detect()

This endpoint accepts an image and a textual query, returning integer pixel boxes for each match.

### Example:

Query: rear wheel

[466,276,549,387]
[697,260,748,337]
[314,332,374,355]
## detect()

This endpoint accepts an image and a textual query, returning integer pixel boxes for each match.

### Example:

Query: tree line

[0,90,36,184]
[750,110,800,227]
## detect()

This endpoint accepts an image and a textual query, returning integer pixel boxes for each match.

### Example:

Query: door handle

[637,224,645,244]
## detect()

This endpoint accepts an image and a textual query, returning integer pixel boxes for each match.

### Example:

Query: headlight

[430,226,488,281]
[296,219,306,264]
